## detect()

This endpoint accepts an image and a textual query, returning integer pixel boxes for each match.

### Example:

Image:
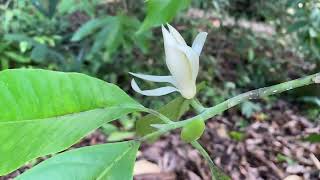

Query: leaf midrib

[0,104,143,124]
[95,143,137,180]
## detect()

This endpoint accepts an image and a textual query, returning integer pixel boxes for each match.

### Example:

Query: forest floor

[2,100,319,180]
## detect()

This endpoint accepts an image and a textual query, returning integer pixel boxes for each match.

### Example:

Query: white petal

[131,79,178,96]
[162,24,192,86]
[175,45,199,81]
[192,32,208,56]
[167,24,187,45]
[162,25,176,47]
[129,72,176,85]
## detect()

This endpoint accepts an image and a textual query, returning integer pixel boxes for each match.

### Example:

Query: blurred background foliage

[0,0,320,139]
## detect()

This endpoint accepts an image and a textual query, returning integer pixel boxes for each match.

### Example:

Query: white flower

[130,24,207,99]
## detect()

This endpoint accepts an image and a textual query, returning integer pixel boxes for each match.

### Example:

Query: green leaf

[1,59,9,70]
[276,153,295,165]
[16,141,140,180]
[32,0,59,18]
[4,51,31,63]
[30,45,48,62]
[136,97,190,140]
[302,133,320,143]
[58,0,98,17]
[299,96,320,107]
[229,131,246,141]
[100,124,118,135]
[240,101,261,118]
[137,0,191,33]
[90,17,123,56]
[107,132,135,142]
[247,48,255,62]
[0,69,143,175]
[71,18,110,41]
[4,34,37,46]
[286,20,308,33]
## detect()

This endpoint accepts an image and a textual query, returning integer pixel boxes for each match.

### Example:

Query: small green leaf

[286,20,308,33]
[136,97,190,139]
[32,0,59,18]
[107,132,135,142]
[299,96,320,107]
[4,51,30,63]
[302,133,320,143]
[16,141,140,180]
[137,0,191,33]
[0,69,143,175]
[248,48,255,62]
[71,18,110,41]
[30,45,48,62]
[4,34,37,46]
[100,124,118,135]
[276,153,295,165]
[229,131,246,141]
[90,17,122,56]
[241,101,261,118]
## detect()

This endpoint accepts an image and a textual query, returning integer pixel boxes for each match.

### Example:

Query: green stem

[140,107,173,123]
[190,141,230,180]
[190,98,207,113]
[148,72,320,135]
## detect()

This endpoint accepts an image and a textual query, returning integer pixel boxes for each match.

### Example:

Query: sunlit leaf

[0,69,143,175]
[16,141,140,180]
[137,0,191,33]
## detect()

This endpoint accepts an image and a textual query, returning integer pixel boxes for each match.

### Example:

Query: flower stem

[148,72,320,133]
[139,73,320,178]
[190,98,207,113]
[190,141,230,180]
[140,107,173,123]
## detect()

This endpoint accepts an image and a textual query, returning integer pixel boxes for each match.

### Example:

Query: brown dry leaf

[216,124,229,139]
[134,172,176,180]
[134,160,161,175]
[283,175,303,180]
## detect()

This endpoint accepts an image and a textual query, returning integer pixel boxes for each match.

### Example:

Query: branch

[151,72,320,132]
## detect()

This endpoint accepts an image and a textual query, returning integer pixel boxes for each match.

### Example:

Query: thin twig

[310,153,320,170]
[190,141,230,180]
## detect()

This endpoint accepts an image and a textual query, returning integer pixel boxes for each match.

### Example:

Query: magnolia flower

[130,24,207,99]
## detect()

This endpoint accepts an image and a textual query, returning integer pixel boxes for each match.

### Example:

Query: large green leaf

[0,69,143,175]
[16,141,140,180]
[137,0,191,33]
